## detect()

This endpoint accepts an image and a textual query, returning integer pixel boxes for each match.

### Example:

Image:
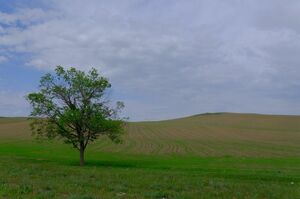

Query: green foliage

[27,66,125,161]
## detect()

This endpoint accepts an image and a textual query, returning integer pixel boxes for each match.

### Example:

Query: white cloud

[1,0,300,120]
[0,8,56,26]
[0,56,7,63]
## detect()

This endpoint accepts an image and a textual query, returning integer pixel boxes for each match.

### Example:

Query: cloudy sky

[1,0,300,121]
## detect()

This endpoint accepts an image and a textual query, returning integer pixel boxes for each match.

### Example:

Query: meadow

[0,113,299,198]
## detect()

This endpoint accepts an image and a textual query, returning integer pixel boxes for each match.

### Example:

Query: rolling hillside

[1,113,300,157]
[0,113,300,198]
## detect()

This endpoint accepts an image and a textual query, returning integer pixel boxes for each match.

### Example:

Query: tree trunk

[79,145,85,166]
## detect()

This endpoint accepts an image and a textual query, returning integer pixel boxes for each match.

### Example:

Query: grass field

[0,113,300,198]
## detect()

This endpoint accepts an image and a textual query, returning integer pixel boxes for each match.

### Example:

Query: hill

[1,113,300,157]
[0,113,300,198]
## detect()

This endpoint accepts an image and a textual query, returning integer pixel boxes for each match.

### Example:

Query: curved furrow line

[129,124,158,154]
[145,127,169,154]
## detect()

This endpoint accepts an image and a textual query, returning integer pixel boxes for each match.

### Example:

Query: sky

[1,0,300,121]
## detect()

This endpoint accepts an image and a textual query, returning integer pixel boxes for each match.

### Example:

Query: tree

[27,66,125,166]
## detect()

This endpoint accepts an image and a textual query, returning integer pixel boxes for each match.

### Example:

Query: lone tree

[27,66,125,166]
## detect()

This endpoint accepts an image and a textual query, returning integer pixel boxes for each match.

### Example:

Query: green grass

[0,113,300,198]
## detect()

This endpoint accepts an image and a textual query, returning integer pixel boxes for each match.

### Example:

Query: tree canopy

[27,66,125,166]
